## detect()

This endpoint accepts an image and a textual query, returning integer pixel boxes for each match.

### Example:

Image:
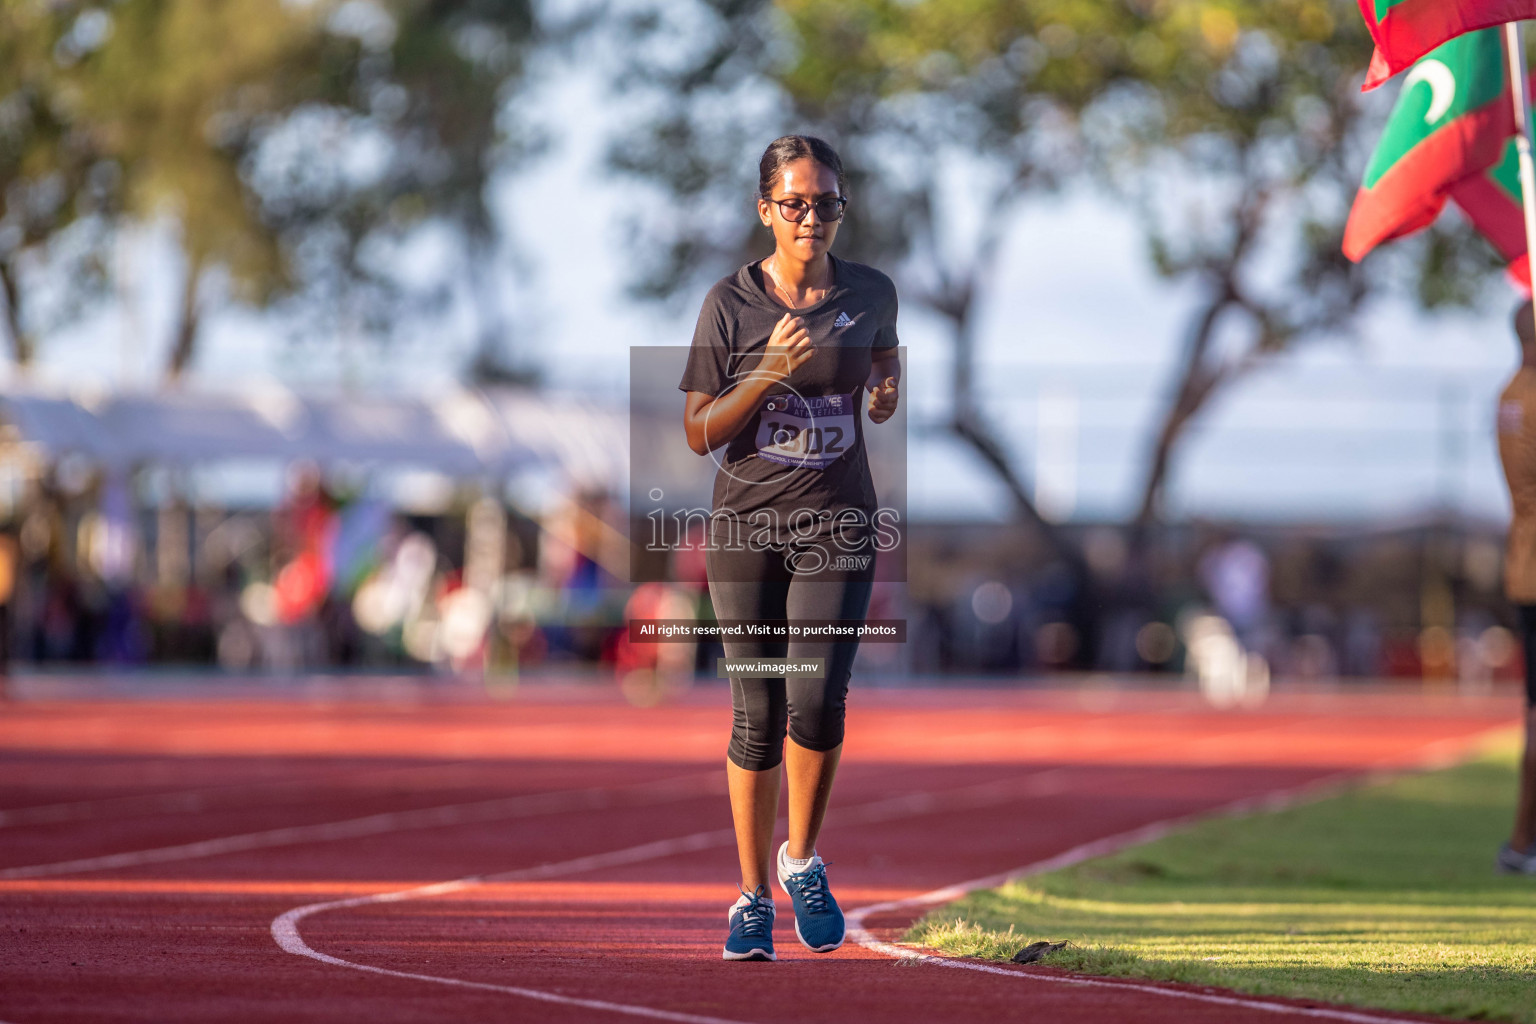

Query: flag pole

[1506,21,1536,315]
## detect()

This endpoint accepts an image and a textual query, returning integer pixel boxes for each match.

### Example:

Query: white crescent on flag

[1402,59,1456,125]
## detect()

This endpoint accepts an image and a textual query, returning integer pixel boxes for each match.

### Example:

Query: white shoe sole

[722,946,776,961]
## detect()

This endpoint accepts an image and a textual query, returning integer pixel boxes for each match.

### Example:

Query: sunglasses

[763,195,848,223]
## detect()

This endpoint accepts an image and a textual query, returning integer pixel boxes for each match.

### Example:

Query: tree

[0,2,120,370]
[0,0,543,383]
[1058,0,1504,527]
[603,0,1502,541]
[248,0,545,385]
[606,0,1085,568]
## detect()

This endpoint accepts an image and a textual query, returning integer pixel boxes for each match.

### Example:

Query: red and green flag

[1359,0,1536,89]
[1344,29,1515,260]
[1449,137,1533,289]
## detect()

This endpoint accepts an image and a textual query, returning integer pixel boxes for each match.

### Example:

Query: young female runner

[678,135,901,960]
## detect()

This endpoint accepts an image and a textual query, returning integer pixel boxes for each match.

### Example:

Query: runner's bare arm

[683,314,814,454]
[865,350,901,425]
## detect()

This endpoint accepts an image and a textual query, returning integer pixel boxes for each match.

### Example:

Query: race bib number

[755,392,854,469]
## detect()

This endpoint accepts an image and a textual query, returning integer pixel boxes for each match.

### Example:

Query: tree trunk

[1133,169,1275,534]
[946,349,1096,668]
[939,292,1088,577]
[1133,286,1237,533]
[0,261,34,368]
[164,255,204,384]
[926,181,1095,662]
[949,413,1084,574]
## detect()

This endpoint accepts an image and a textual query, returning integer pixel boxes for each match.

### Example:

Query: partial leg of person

[773,531,876,951]
[725,714,784,892]
[722,749,781,962]
[784,739,840,861]
[0,602,9,703]
[1501,606,1536,873]
[709,550,792,892]
[707,537,796,959]
[1513,706,1536,852]
[781,562,874,860]
[1513,606,1536,853]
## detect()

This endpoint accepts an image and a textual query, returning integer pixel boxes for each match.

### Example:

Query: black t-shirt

[678,253,899,540]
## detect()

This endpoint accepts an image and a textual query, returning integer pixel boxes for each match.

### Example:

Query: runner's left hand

[867,376,899,424]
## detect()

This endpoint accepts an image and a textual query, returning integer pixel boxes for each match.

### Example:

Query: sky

[4,29,1527,527]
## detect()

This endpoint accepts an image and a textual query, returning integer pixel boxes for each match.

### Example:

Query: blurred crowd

[903,520,1523,697]
[0,458,1525,699]
[0,462,621,681]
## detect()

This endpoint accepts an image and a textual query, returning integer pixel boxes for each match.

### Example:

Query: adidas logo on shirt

[833,311,854,328]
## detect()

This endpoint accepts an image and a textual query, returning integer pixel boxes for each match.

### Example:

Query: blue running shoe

[722,884,776,961]
[776,841,845,952]
[1498,842,1536,874]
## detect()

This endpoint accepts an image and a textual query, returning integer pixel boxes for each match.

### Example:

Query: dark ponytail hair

[758,135,846,198]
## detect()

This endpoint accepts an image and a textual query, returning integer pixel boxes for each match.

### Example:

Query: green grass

[903,736,1536,1022]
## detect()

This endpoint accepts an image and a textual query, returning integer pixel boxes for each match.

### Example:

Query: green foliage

[249,0,541,366]
[905,738,1536,1023]
[1413,216,1511,310]
[87,0,340,293]
[0,1,119,362]
[607,0,1512,524]
[0,0,538,375]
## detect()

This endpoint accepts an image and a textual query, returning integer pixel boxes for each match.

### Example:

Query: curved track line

[273,842,753,1024]
[270,771,1075,1023]
[0,772,719,880]
[844,753,1492,1024]
[271,736,1498,1024]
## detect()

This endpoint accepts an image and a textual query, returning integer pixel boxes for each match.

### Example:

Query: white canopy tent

[0,385,627,491]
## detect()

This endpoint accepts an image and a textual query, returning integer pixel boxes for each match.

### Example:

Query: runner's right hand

[762,313,814,379]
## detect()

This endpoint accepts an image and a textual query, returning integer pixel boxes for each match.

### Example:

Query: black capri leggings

[707,534,877,771]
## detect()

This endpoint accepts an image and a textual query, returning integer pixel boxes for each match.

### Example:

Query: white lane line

[270,730,1501,1024]
[0,773,721,880]
[0,758,505,829]
[273,839,751,1024]
[845,731,1508,1024]
[271,769,1074,1023]
[272,921,753,1024]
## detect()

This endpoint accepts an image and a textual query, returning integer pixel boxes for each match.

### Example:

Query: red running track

[0,680,1520,1024]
